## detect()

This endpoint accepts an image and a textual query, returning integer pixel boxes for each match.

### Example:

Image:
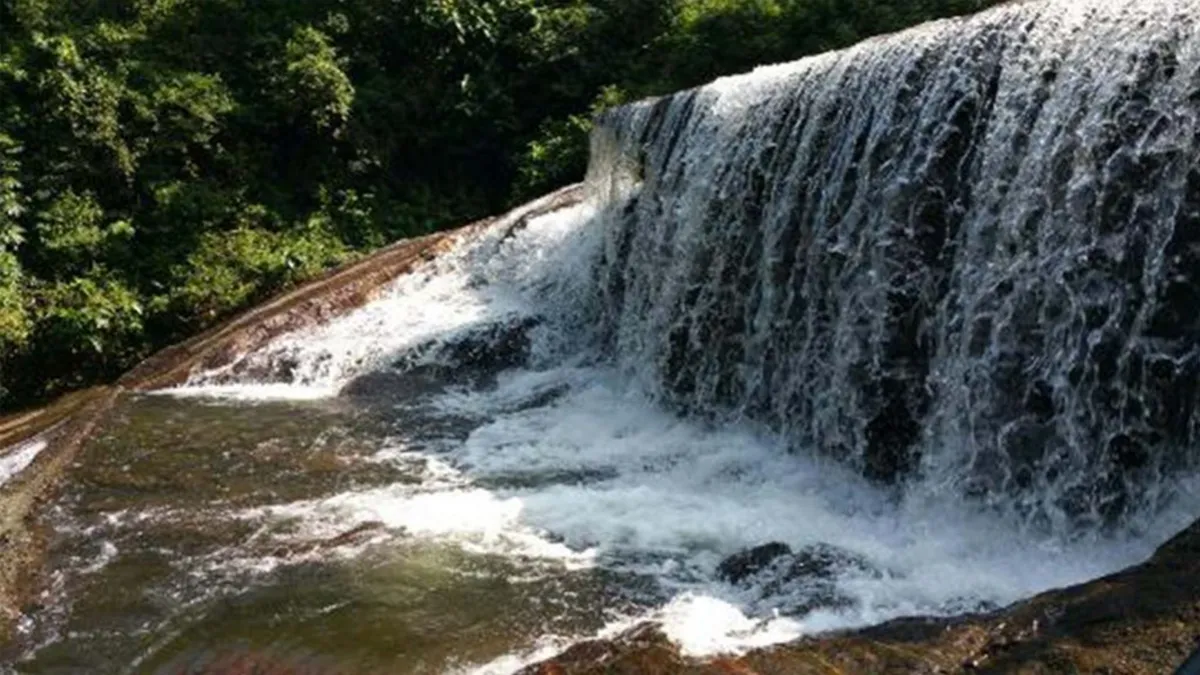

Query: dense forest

[0,0,999,409]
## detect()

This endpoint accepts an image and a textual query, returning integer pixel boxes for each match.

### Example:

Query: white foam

[432,370,1186,657]
[655,594,805,656]
[244,453,596,568]
[80,541,120,575]
[229,363,1193,664]
[455,637,574,675]
[177,200,601,396]
[0,437,47,487]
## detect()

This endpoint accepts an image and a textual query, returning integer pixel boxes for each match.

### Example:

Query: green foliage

[514,86,630,201]
[514,114,592,202]
[0,0,1004,408]
[0,133,27,248]
[16,273,144,398]
[152,72,236,150]
[280,26,354,133]
[34,190,132,273]
[169,218,348,325]
[37,275,143,358]
[0,252,31,355]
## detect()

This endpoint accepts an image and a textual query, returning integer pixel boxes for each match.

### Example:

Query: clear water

[16,395,647,673]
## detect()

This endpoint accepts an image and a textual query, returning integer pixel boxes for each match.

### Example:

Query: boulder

[768,544,879,615]
[716,542,882,619]
[338,316,542,402]
[778,542,877,583]
[717,542,877,588]
[337,369,443,401]
[716,542,793,584]
[433,316,540,375]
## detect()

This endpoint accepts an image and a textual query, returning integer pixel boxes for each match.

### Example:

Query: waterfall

[179,0,1200,541]
[586,0,1200,532]
[122,1,1200,662]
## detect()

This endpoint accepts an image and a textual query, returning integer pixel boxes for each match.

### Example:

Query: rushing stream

[14,0,1200,672]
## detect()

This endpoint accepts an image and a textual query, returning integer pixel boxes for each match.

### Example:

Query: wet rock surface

[0,387,118,652]
[716,542,792,584]
[527,519,1200,674]
[412,316,540,377]
[337,369,446,402]
[718,542,882,618]
[155,647,354,675]
[338,315,542,403]
[718,542,877,585]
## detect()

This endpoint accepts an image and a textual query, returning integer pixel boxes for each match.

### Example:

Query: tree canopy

[0,0,1000,408]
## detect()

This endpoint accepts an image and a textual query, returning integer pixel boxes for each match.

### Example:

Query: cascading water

[16,0,1200,672]
[591,0,1200,532]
